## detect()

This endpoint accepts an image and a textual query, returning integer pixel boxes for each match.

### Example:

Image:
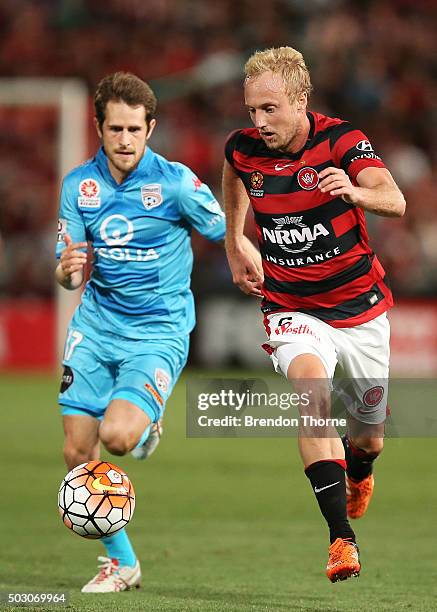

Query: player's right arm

[55,177,88,290]
[55,234,88,290]
[222,158,263,297]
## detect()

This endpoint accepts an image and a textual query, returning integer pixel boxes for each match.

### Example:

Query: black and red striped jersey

[225,111,393,328]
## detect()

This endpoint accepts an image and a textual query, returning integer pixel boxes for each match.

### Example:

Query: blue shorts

[59,314,189,423]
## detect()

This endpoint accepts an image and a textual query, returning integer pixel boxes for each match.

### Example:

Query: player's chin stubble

[269,133,295,153]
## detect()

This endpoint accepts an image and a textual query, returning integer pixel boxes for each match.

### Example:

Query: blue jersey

[56,146,225,339]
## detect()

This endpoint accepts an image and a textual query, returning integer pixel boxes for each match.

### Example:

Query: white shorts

[263,311,390,424]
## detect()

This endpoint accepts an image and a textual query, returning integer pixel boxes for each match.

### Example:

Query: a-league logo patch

[250,171,263,189]
[155,368,171,394]
[78,178,101,208]
[249,171,264,197]
[141,184,163,210]
[297,167,319,190]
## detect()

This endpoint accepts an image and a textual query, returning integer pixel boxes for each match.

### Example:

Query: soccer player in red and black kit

[223,47,405,582]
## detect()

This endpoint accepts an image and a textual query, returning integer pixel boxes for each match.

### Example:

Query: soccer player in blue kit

[55,72,262,592]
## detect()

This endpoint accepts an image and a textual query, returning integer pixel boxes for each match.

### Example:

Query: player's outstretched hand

[60,234,88,277]
[226,239,264,297]
[318,167,357,204]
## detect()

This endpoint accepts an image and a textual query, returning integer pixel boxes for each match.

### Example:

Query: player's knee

[63,443,92,471]
[99,423,131,456]
[297,384,331,420]
[308,392,331,419]
[291,373,331,419]
[350,436,384,457]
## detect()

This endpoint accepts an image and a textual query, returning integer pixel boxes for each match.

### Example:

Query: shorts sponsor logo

[262,215,329,254]
[144,383,164,406]
[78,178,101,208]
[278,316,293,326]
[141,184,163,210]
[249,171,264,197]
[57,218,67,243]
[297,167,319,190]
[274,321,321,342]
[60,366,74,393]
[363,386,384,407]
[356,140,373,152]
[155,368,171,394]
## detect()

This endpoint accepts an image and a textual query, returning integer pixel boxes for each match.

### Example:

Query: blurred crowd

[0,0,436,298]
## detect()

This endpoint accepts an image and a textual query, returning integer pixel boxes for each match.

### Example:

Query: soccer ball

[58,460,135,539]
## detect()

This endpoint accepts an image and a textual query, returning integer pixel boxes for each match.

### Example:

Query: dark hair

[94,72,157,128]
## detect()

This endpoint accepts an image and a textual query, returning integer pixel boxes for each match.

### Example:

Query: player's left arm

[325,124,405,217]
[318,166,406,217]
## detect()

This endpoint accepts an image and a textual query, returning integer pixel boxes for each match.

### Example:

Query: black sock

[305,460,355,544]
[342,435,378,482]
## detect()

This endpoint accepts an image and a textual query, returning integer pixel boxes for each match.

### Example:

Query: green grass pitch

[1,371,436,611]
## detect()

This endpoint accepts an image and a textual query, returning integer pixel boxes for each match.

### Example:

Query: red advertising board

[0,300,55,371]
[389,300,437,376]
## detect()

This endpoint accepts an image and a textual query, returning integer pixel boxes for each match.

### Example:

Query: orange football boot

[326,538,361,583]
[346,474,374,519]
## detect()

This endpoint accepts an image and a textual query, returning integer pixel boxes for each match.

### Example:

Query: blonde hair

[244,47,312,101]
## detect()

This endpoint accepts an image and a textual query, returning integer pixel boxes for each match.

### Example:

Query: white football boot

[81,556,141,593]
[131,419,163,460]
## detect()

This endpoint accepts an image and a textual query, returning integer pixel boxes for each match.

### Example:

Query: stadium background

[0,1,436,611]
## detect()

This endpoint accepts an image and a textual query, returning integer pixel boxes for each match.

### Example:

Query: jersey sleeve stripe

[347,158,386,181]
